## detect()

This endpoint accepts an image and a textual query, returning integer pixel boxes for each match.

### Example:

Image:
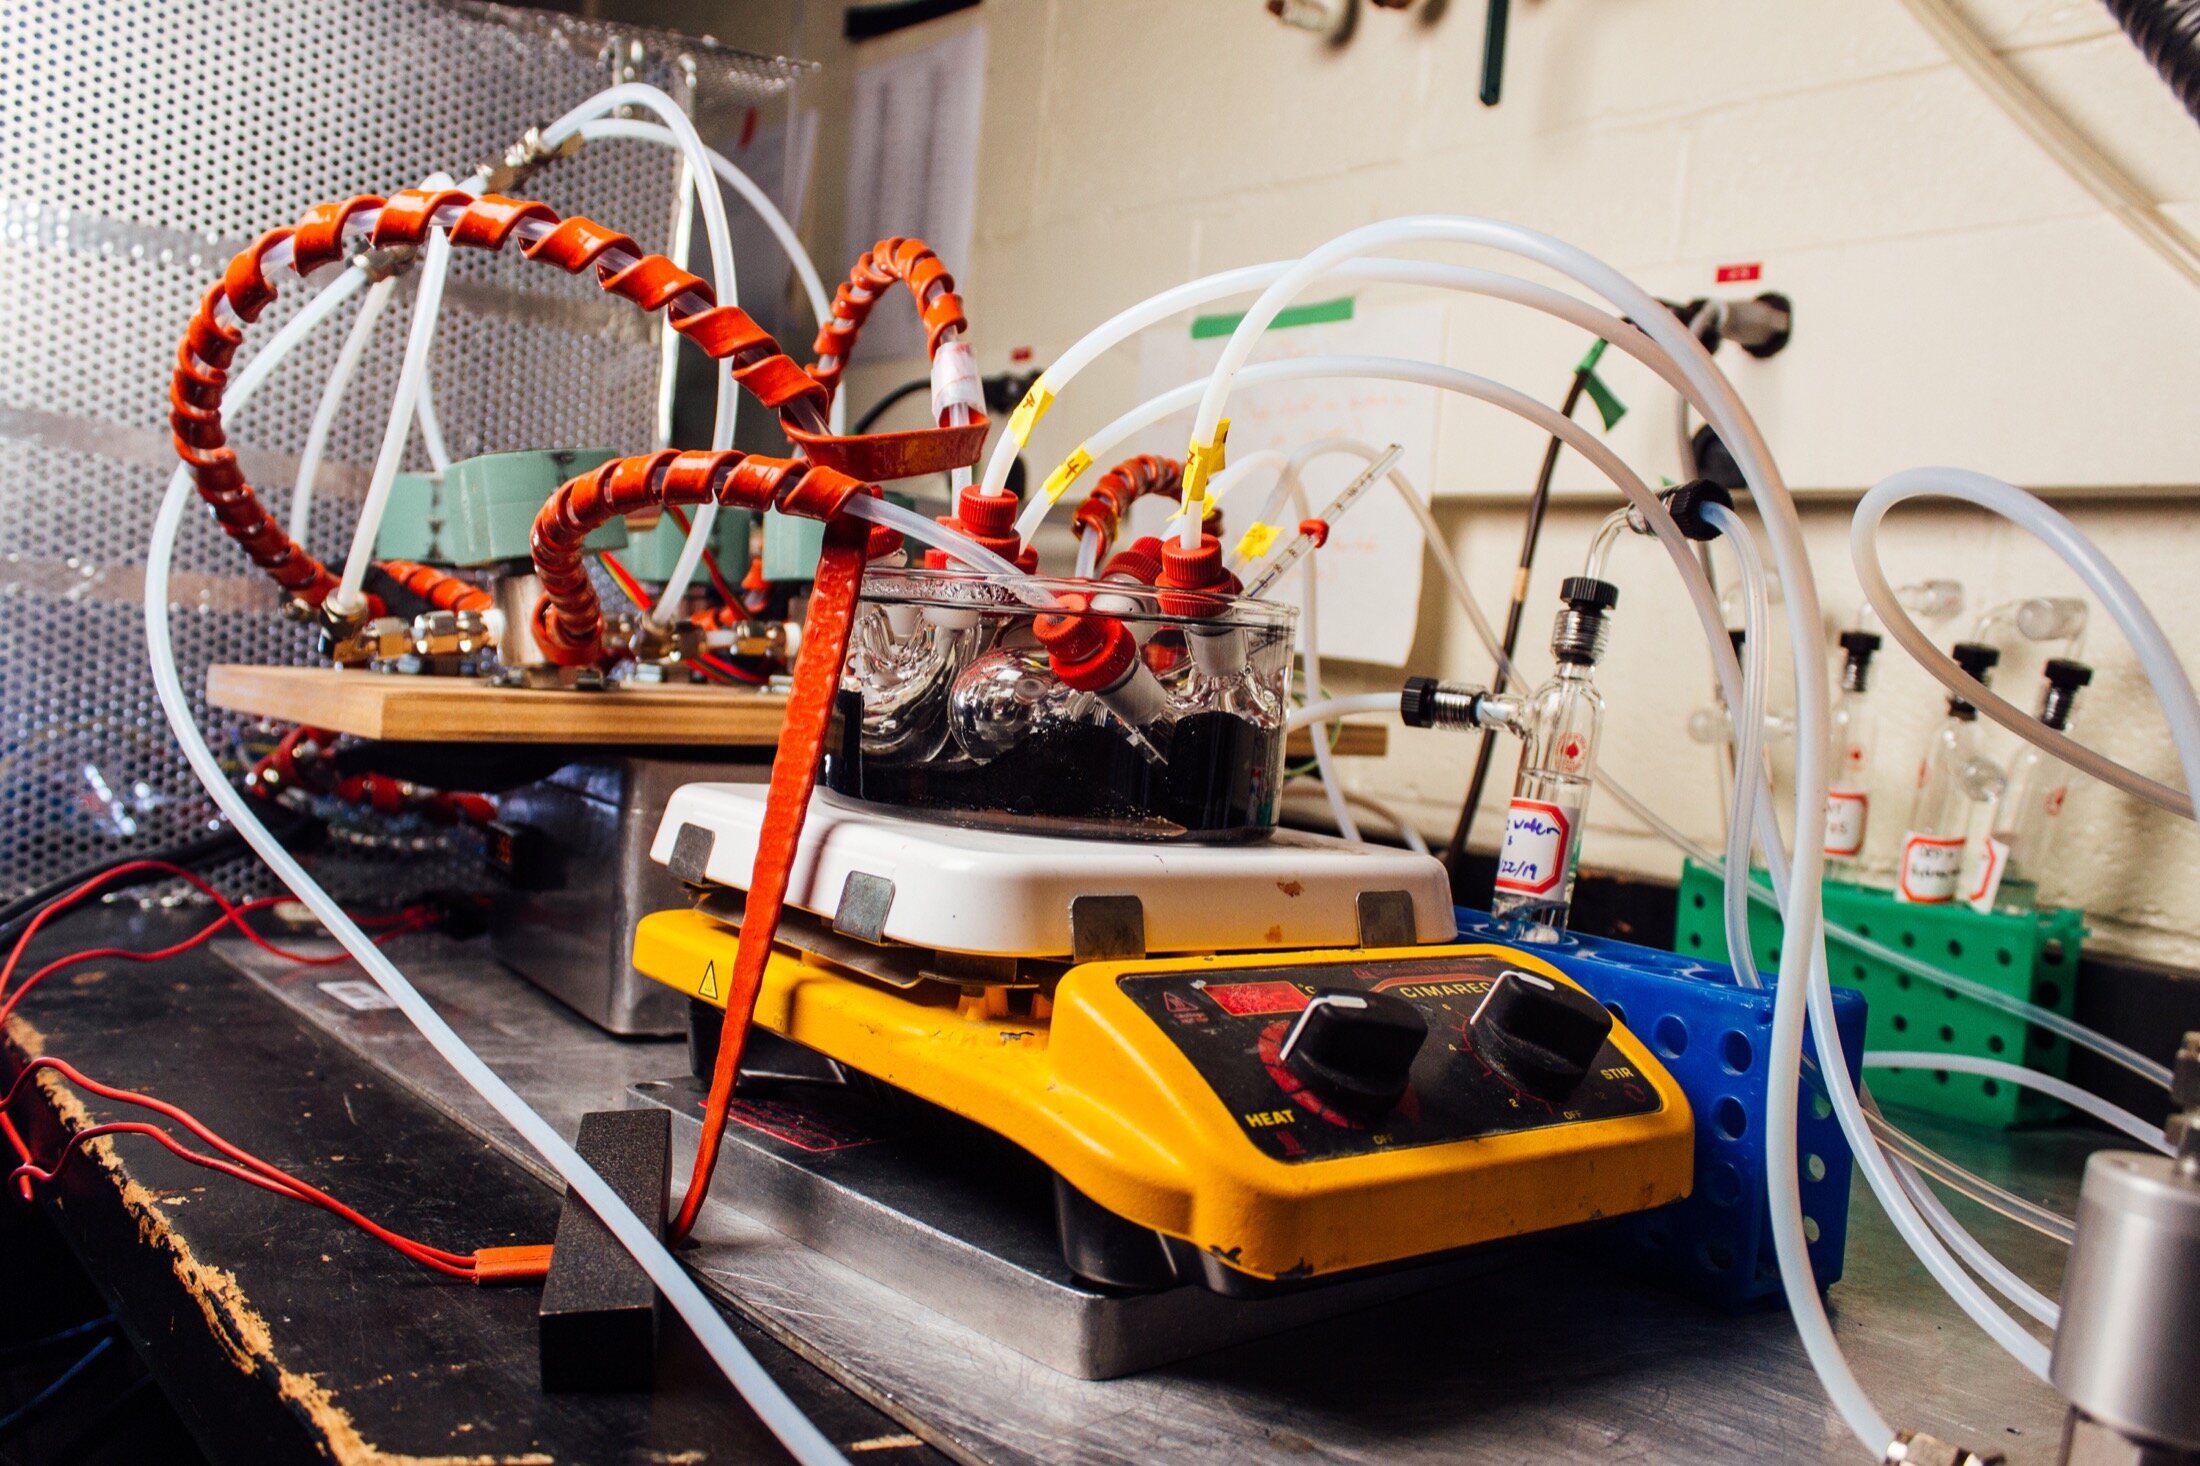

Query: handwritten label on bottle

[1965,835,2010,913]
[1896,833,1964,903]
[1823,789,1868,858]
[1495,799,1577,896]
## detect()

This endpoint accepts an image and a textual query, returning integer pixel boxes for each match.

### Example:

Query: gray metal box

[489,756,767,1036]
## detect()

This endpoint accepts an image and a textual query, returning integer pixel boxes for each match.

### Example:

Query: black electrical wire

[850,378,931,436]
[1442,367,1593,893]
[2103,0,2200,124]
[0,797,321,939]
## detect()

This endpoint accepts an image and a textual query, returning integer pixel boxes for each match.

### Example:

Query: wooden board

[208,664,790,746]
[207,663,1387,756]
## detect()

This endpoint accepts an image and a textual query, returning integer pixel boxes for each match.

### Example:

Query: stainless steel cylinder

[2051,1150,2200,1455]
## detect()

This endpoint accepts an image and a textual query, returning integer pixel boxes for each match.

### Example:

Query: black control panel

[1118,954,1664,1165]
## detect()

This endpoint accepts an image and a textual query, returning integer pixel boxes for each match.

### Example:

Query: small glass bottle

[1488,578,1616,943]
[1823,630,1882,883]
[1972,657,2092,912]
[1897,641,2003,904]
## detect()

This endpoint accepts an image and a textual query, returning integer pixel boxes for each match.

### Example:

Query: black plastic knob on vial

[1838,629,1882,692]
[2040,658,2094,732]
[1277,988,1429,1124]
[1560,576,1619,612]
[1947,641,2000,719]
[1466,968,1615,1102]
[1400,675,1439,729]
[1661,480,1734,542]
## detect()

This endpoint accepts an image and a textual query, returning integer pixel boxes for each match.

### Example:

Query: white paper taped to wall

[842,24,986,362]
[1133,300,1445,667]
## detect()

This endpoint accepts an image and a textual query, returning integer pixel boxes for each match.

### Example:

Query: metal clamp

[1069,895,1145,964]
[1356,890,1419,948]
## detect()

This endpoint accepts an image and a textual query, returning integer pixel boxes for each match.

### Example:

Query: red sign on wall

[1715,262,1763,284]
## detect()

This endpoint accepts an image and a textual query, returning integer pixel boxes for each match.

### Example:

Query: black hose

[2104,0,2200,124]
[851,378,931,436]
[0,798,322,939]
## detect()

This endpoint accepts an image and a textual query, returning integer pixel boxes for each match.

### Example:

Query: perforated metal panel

[0,0,802,899]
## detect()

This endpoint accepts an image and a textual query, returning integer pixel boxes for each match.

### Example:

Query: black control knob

[1278,989,1428,1123]
[1467,969,1614,1102]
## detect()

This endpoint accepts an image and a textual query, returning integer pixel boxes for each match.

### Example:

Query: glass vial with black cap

[1489,577,1616,942]
[1898,640,2005,903]
[1824,629,1883,882]
[1972,657,2092,912]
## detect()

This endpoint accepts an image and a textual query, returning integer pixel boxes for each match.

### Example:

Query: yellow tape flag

[1004,381,1054,448]
[1234,521,1281,562]
[1039,445,1093,504]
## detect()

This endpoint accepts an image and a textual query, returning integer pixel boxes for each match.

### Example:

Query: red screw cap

[956,485,1019,537]
[1100,535,1165,586]
[1157,534,1229,618]
[1034,591,1136,691]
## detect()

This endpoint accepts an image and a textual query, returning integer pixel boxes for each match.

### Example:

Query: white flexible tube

[1689,848,2171,1090]
[1352,453,2111,1361]
[1072,356,1663,531]
[1286,692,1402,733]
[331,220,456,615]
[1891,1155,2061,1329]
[1075,524,1104,579]
[1285,778,1431,855]
[1002,259,1682,541]
[1703,501,1772,992]
[288,277,396,543]
[1853,470,2198,819]
[171,233,844,1465]
[1866,1052,2175,1155]
[414,366,453,475]
[543,91,740,629]
[1894,0,2200,291]
[1265,465,1358,842]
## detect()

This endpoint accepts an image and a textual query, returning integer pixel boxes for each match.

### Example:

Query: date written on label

[1495,799,1576,895]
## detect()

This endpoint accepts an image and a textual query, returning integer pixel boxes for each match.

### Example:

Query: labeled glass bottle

[1898,641,2003,904]
[1487,578,1616,942]
[1823,629,1883,881]
[1971,657,2092,912]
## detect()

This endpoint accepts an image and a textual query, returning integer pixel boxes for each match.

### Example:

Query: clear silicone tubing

[1189,217,2087,1446]
[1891,1152,2061,1328]
[1866,1052,2173,1154]
[1702,501,1773,993]
[1356,461,2128,1286]
[179,229,846,1466]
[1867,1109,2075,1243]
[1265,468,1360,843]
[1852,470,2195,820]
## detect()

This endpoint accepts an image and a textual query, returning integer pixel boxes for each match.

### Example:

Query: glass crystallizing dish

[824,567,1299,841]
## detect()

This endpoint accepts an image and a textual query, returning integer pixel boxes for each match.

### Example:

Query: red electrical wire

[3,1059,474,1279]
[598,550,650,609]
[172,203,990,1245]
[693,650,767,686]
[0,860,423,1025]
